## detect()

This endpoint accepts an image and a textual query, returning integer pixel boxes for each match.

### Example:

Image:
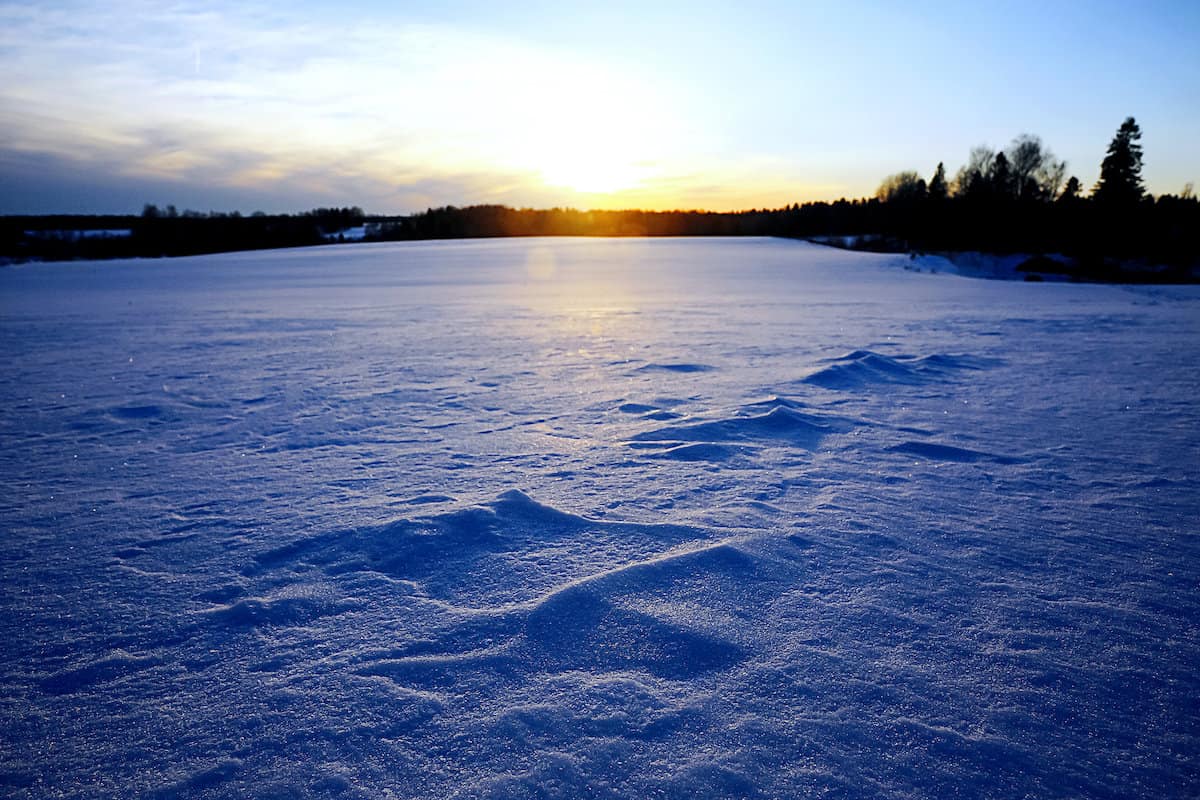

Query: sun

[511,102,664,196]
[537,149,657,195]
[488,62,673,198]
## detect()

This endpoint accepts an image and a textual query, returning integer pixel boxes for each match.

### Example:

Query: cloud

[2,2,666,208]
[0,1,862,212]
[0,141,559,214]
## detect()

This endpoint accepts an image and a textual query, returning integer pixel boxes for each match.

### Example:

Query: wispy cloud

[0,1,755,210]
[0,0,852,211]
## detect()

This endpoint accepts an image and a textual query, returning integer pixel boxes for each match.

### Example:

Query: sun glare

[538,149,657,195]
[476,58,675,198]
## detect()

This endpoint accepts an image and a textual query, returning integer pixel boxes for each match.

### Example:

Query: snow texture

[1,237,1198,799]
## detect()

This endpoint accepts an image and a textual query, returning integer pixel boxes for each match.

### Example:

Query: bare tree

[1040,159,1067,200]
[1007,135,1045,199]
[1005,134,1066,201]
[953,146,996,196]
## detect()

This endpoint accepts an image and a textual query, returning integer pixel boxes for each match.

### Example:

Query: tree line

[862,118,1197,269]
[1,206,366,261]
[2,118,1196,279]
[367,118,1194,278]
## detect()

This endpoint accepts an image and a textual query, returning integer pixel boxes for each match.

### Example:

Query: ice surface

[1,237,1198,798]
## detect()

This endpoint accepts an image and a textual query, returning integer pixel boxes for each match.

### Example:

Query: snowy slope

[1,237,1197,799]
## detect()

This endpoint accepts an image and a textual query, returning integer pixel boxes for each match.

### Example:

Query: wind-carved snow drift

[625,396,860,464]
[249,490,755,682]
[802,349,1001,390]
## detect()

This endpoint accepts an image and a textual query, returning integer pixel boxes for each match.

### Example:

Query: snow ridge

[803,349,1000,390]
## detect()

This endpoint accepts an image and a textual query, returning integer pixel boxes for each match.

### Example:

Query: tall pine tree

[928,162,948,201]
[1093,117,1145,205]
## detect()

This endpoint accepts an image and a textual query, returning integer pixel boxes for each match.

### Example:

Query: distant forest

[3,117,1197,279]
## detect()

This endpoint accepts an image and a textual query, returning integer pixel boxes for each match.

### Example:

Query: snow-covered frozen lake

[2,237,1198,798]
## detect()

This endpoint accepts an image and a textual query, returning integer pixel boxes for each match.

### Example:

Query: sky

[1,0,1198,214]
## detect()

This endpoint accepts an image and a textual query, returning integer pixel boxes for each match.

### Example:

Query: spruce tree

[989,152,1013,198]
[928,162,948,201]
[1093,117,1145,204]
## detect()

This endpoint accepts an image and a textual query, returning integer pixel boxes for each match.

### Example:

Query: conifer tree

[1093,117,1145,204]
[989,152,1013,198]
[928,162,948,201]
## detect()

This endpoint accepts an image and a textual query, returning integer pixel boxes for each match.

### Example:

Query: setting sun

[538,151,655,194]
[478,59,677,197]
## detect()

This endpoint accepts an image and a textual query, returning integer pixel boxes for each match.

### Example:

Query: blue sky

[1,0,1197,213]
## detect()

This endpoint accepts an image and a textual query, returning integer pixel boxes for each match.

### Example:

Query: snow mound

[522,546,751,679]
[632,399,853,450]
[243,490,782,691]
[198,594,355,629]
[887,440,1026,464]
[250,490,706,609]
[617,402,660,414]
[356,534,776,694]
[803,349,999,390]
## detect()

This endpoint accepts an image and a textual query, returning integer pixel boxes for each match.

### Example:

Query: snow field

[1,237,1198,798]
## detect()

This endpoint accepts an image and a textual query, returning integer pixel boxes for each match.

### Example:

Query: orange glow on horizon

[504,178,859,214]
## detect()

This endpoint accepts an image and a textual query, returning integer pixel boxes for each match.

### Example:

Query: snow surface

[1,237,1198,798]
